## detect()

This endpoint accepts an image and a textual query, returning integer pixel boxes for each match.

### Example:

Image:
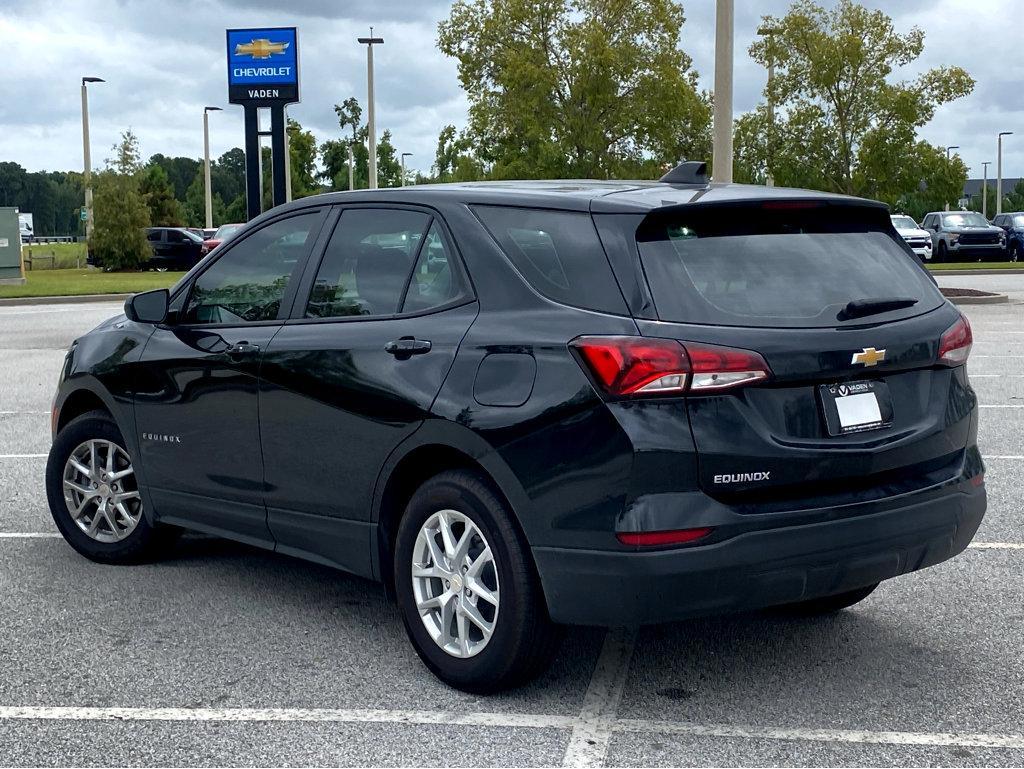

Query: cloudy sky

[0,0,1020,181]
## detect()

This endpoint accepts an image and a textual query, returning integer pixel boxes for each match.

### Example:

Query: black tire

[935,241,948,263]
[771,583,879,616]
[1011,243,1021,263]
[393,469,560,693]
[46,409,175,564]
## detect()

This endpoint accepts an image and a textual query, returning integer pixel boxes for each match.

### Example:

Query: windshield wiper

[838,297,918,321]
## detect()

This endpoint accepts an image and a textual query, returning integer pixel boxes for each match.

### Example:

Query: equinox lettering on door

[713,471,771,484]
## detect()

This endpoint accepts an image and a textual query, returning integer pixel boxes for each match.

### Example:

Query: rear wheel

[1010,243,1021,263]
[46,410,175,564]
[935,241,948,263]
[394,470,560,693]
[771,583,879,616]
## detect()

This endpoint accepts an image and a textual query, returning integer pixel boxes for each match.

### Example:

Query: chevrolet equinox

[46,163,985,692]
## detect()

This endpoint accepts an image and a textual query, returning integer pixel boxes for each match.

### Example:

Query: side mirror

[124,288,169,324]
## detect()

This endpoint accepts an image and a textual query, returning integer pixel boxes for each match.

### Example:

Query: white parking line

[984,455,1024,460]
[614,719,1024,750]
[0,454,46,459]
[969,542,1024,550]
[0,411,49,415]
[0,532,61,538]
[0,306,120,316]
[562,627,638,768]
[979,405,1024,408]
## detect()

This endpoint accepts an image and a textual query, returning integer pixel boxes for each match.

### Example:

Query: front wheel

[394,470,560,693]
[935,241,948,263]
[46,410,175,564]
[771,583,879,616]
[1010,243,1021,263]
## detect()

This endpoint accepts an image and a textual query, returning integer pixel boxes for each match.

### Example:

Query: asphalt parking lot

[1,279,1023,768]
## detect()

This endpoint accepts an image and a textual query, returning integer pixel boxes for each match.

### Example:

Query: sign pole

[243,105,262,221]
[270,106,288,208]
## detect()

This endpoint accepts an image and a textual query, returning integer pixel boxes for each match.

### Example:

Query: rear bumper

[533,483,985,626]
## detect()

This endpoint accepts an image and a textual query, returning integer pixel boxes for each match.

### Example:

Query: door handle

[385,337,432,358]
[226,341,261,357]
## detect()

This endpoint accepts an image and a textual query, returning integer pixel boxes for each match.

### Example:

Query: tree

[433,124,484,182]
[334,97,362,145]
[376,129,402,188]
[437,0,711,179]
[140,164,184,226]
[147,154,201,201]
[183,170,225,227]
[90,131,150,271]
[744,0,974,197]
[286,118,320,198]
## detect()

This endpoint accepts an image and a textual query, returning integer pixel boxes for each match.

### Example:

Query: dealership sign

[226,27,299,104]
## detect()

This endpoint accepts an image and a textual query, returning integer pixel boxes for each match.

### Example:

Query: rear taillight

[938,314,972,366]
[570,336,770,397]
[616,527,714,547]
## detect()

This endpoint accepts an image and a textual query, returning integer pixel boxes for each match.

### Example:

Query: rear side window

[473,206,627,314]
[637,205,944,328]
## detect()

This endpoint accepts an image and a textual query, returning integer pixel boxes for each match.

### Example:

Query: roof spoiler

[659,160,708,186]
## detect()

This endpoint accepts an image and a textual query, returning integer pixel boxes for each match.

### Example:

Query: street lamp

[944,147,959,210]
[81,76,104,240]
[981,161,992,219]
[401,152,413,187]
[357,29,384,190]
[712,0,734,184]
[757,24,778,187]
[203,106,222,229]
[997,132,1013,216]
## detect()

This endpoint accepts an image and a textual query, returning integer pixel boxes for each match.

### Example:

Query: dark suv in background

[48,166,984,692]
[991,212,1024,261]
[87,227,208,271]
[922,211,1006,261]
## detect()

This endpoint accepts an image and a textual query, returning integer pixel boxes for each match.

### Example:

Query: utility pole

[203,106,222,229]
[982,161,991,219]
[81,76,104,240]
[757,25,777,187]
[358,29,384,189]
[997,132,1013,216]
[712,0,734,184]
[944,147,959,211]
[347,144,354,191]
[401,152,412,186]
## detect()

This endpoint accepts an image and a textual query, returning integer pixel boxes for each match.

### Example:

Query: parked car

[87,227,209,271]
[47,168,984,692]
[890,214,933,260]
[203,222,244,253]
[202,228,217,240]
[921,211,1006,262]
[991,212,1024,262]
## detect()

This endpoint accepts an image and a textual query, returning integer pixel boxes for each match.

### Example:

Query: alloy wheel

[62,439,142,543]
[411,509,500,658]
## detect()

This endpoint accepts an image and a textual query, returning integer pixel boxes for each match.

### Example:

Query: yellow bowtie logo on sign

[235,39,290,59]
[851,347,886,366]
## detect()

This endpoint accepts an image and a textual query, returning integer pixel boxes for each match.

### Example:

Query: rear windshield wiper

[838,297,918,321]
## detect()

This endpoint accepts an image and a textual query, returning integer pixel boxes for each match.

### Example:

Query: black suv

[87,227,208,271]
[47,168,985,692]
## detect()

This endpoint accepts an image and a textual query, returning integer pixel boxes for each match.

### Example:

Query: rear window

[473,206,627,314]
[637,204,944,328]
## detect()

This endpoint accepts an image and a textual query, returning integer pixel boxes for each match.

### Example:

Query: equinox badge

[852,347,886,366]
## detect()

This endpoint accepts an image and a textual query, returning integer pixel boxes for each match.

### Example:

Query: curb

[929,268,1024,275]
[946,293,1009,305]
[0,293,131,307]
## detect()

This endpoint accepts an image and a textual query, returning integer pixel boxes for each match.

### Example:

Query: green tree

[376,129,402,188]
[183,170,225,227]
[744,0,974,197]
[286,118,320,198]
[90,131,150,271]
[438,0,711,179]
[147,153,201,201]
[140,164,184,226]
[433,124,484,182]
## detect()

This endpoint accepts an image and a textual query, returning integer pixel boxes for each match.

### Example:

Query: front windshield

[215,224,242,240]
[942,213,989,227]
[1014,215,1024,228]
[891,216,918,229]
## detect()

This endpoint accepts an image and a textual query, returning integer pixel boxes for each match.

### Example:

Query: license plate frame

[818,380,894,436]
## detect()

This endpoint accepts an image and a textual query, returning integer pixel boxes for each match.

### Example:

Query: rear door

[623,201,976,511]
[259,205,477,575]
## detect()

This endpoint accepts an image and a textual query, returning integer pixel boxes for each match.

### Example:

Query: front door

[133,209,327,544]
[259,207,477,575]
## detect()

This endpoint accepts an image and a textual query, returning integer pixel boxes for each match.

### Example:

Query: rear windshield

[637,204,944,328]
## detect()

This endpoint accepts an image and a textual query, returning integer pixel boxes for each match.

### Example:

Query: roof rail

[659,160,708,186]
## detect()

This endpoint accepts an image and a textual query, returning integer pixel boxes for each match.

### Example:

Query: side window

[401,223,468,313]
[166,230,186,243]
[183,212,317,324]
[306,208,428,318]
[146,230,161,243]
[472,206,627,314]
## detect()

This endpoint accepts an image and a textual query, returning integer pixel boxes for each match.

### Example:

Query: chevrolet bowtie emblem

[852,347,886,366]
[235,39,290,59]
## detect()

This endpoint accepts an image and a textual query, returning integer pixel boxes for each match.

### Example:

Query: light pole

[997,132,1013,216]
[944,147,959,210]
[81,76,104,240]
[203,106,222,229]
[358,29,384,189]
[982,161,992,219]
[401,152,412,186]
[757,24,778,187]
[347,143,354,191]
[712,0,734,184]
